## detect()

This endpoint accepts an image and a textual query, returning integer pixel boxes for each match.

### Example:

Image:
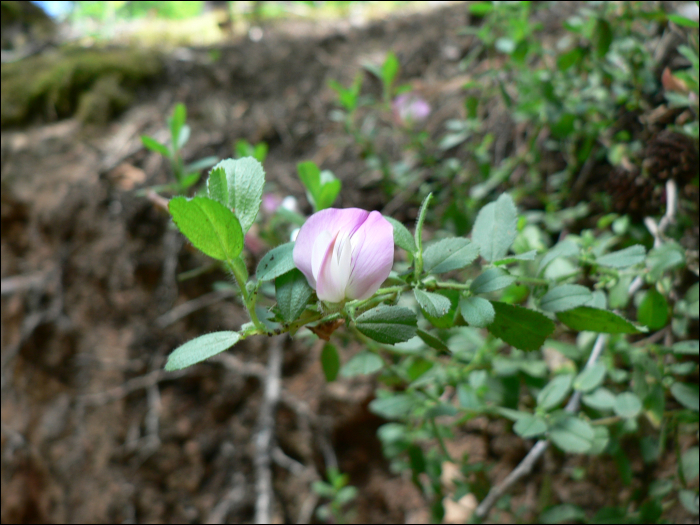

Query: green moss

[1,47,162,127]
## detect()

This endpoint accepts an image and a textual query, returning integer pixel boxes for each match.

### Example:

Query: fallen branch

[78,369,189,406]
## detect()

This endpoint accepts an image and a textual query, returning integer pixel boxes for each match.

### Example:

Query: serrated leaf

[416,329,449,353]
[540,284,593,313]
[596,245,646,268]
[211,157,265,233]
[573,362,606,393]
[422,289,460,328]
[614,392,642,418]
[514,414,547,438]
[557,306,644,334]
[141,135,170,157]
[488,302,555,351]
[537,374,573,410]
[471,267,516,294]
[207,166,229,207]
[340,351,383,376]
[384,216,416,253]
[423,238,479,273]
[538,240,579,276]
[256,242,296,281]
[415,289,451,318]
[460,296,495,328]
[275,268,313,323]
[670,382,699,411]
[355,305,417,345]
[638,288,669,330]
[472,193,518,262]
[169,196,243,261]
[165,331,240,371]
[549,416,595,453]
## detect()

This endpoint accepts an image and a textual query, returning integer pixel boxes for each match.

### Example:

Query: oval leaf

[614,392,642,419]
[460,296,495,328]
[582,387,616,411]
[573,362,606,393]
[471,268,516,294]
[211,157,265,233]
[384,216,416,253]
[596,245,646,268]
[416,329,449,353]
[670,382,699,411]
[488,302,555,351]
[340,351,383,377]
[548,416,595,453]
[169,196,243,261]
[557,306,644,334]
[638,288,669,330]
[540,284,593,313]
[275,268,313,323]
[320,343,340,382]
[355,305,417,345]
[514,414,547,438]
[165,331,240,371]
[472,193,518,262]
[257,242,296,281]
[423,238,479,274]
[422,289,460,329]
[537,374,574,411]
[415,289,451,318]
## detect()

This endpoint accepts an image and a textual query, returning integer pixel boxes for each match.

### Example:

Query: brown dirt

[1,4,697,524]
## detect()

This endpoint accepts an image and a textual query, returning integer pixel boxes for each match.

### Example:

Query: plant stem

[430,418,454,462]
[227,259,266,332]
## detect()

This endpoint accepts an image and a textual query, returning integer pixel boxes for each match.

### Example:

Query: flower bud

[293,208,394,303]
[393,93,431,126]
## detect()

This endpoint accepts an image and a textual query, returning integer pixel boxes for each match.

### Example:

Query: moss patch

[1,47,162,127]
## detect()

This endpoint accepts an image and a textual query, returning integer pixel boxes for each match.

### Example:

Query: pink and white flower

[293,208,394,303]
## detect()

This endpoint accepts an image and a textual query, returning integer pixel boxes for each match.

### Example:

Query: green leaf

[384,216,416,253]
[557,307,644,334]
[316,170,341,211]
[537,374,573,411]
[320,343,339,382]
[381,51,399,91]
[460,296,495,328]
[514,414,547,438]
[686,283,699,319]
[414,193,433,254]
[540,505,586,524]
[538,240,578,276]
[275,268,313,323]
[493,250,538,266]
[638,288,669,330]
[207,166,229,207]
[682,447,699,480]
[472,193,518,262]
[673,340,699,356]
[165,331,240,371]
[582,387,616,411]
[596,245,646,268]
[540,284,593,312]
[415,289,451,318]
[549,416,595,453]
[422,289,460,328]
[180,172,201,190]
[647,242,685,280]
[573,363,606,393]
[614,392,642,419]
[593,18,613,58]
[340,351,383,377]
[141,135,170,157]
[297,161,341,212]
[177,124,191,149]
[488,302,555,351]
[469,2,493,15]
[423,238,479,273]
[668,13,699,28]
[256,242,296,281]
[416,329,449,353]
[210,158,265,233]
[168,103,186,149]
[470,268,516,294]
[369,393,414,419]
[185,156,219,172]
[670,382,699,411]
[169,196,243,261]
[678,489,699,516]
[355,305,417,345]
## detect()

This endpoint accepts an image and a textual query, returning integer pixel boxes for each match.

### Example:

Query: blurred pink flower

[262,193,283,214]
[393,93,431,125]
[293,208,394,303]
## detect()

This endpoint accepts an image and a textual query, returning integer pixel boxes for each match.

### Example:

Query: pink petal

[293,208,369,289]
[345,211,394,300]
